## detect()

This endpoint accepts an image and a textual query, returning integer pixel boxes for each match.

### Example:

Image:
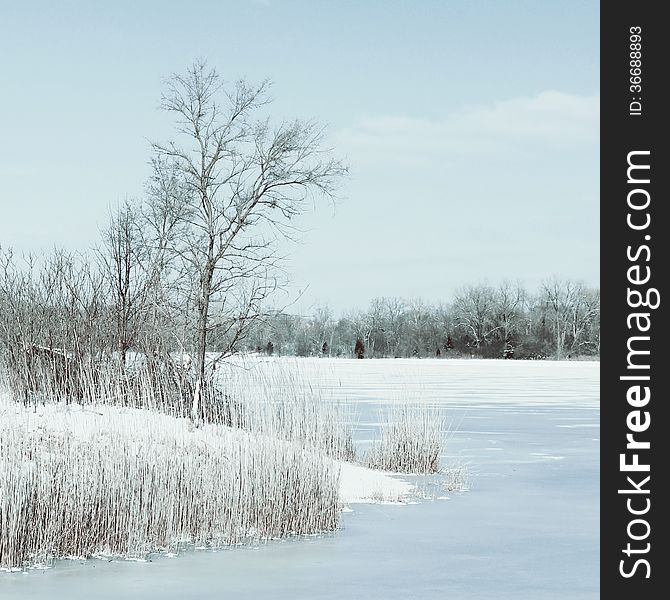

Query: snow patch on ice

[338,462,414,504]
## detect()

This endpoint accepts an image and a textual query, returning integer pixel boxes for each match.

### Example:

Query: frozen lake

[0,359,599,600]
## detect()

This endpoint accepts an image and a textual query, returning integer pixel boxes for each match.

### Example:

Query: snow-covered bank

[0,393,415,570]
[0,396,336,570]
[0,396,413,506]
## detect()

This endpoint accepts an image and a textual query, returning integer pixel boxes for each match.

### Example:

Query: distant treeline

[241,281,600,360]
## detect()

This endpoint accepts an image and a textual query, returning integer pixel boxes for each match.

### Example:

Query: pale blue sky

[0,0,599,312]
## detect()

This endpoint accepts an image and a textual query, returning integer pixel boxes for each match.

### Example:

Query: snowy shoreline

[0,397,414,507]
[0,390,417,571]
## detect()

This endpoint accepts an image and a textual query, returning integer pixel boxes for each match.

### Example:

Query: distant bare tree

[585,296,601,355]
[568,286,600,355]
[378,297,406,357]
[404,299,435,356]
[540,278,598,359]
[152,61,346,419]
[493,280,527,344]
[346,303,381,358]
[99,201,147,368]
[364,298,385,357]
[452,284,499,349]
[311,305,334,356]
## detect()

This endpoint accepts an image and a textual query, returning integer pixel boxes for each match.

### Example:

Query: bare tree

[379,297,406,357]
[311,305,334,356]
[99,182,189,369]
[452,283,500,350]
[152,62,346,418]
[493,280,527,344]
[99,201,147,368]
[0,248,108,404]
[404,298,435,356]
[568,285,600,355]
[540,278,598,359]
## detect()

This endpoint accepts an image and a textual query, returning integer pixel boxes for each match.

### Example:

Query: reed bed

[0,401,339,571]
[365,404,444,474]
[0,354,448,572]
[6,349,198,417]
[4,351,356,461]
[218,362,356,461]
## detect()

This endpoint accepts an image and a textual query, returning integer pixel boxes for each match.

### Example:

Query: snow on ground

[338,462,413,504]
[0,392,413,506]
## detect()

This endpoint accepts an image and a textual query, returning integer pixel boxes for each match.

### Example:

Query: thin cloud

[334,91,599,168]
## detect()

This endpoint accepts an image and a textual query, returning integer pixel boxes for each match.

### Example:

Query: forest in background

[244,281,600,360]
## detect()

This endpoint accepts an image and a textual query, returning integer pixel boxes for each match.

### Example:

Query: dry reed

[365,404,444,474]
[0,400,339,571]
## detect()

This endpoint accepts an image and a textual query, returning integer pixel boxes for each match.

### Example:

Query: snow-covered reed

[442,464,470,492]
[0,401,339,571]
[217,362,356,461]
[6,350,197,416]
[365,404,445,474]
[0,356,451,571]
[4,353,355,461]
[0,355,353,571]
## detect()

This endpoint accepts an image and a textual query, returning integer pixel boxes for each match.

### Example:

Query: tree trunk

[555,316,564,359]
[119,341,127,370]
[193,259,214,421]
